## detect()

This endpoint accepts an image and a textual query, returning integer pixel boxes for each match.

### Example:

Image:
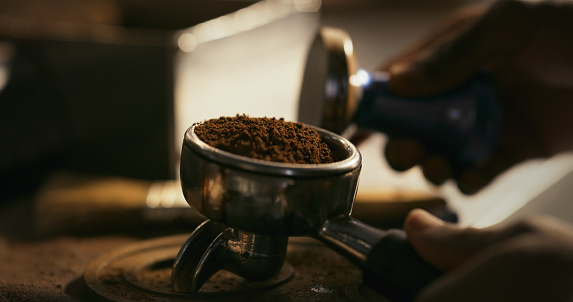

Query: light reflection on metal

[0,43,14,92]
[343,39,353,57]
[145,181,188,209]
[349,69,371,87]
[0,64,9,92]
[176,0,321,53]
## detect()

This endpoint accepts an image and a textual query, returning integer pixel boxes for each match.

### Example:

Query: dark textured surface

[0,197,391,302]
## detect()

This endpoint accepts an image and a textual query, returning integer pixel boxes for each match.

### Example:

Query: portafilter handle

[317,216,442,302]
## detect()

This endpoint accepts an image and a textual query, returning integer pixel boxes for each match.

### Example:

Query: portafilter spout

[175,124,442,302]
[298,27,501,174]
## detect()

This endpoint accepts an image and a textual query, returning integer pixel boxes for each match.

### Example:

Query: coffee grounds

[194,115,334,164]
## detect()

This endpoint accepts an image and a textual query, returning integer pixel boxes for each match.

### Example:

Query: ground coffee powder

[194,115,334,164]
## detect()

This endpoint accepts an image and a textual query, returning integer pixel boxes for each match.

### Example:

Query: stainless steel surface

[177,123,382,292]
[172,220,288,293]
[175,123,443,300]
[180,124,361,236]
[298,27,358,135]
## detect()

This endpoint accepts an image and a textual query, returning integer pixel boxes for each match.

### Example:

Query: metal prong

[171,220,227,292]
[171,220,289,293]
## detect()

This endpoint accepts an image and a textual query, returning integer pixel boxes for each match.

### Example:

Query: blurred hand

[378,0,573,194]
[404,209,573,302]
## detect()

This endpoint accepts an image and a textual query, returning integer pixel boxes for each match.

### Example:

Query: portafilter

[173,123,442,302]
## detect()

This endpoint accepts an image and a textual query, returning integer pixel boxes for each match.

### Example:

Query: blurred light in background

[173,0,321,170]
[176,0,321,53]
[0,43,14,92]
[349,68,370,87]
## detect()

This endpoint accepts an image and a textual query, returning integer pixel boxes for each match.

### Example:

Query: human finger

[420,155,452,186]
[455,148,514,194]
[403,209,525,271]
[404,209,487,271]
[414,216,573,302]
[405,209,573,271]
[415,235,573,302]
[384,137,426,171]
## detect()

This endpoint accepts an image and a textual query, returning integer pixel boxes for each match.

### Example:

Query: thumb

[404,209,500,271]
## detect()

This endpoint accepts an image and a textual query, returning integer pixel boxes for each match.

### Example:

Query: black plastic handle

[362,229,443,302]
[354,75,501,174]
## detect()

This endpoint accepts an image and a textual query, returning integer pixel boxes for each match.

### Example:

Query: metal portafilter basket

[298,27,502,173]
[173,124,442,302]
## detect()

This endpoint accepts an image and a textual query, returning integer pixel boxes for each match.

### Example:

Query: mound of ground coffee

[194,115,334,164]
